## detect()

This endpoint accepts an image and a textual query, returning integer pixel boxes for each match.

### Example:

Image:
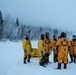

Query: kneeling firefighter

[56,32,70,69]
[38,34,46,67]
[22,35,32,64]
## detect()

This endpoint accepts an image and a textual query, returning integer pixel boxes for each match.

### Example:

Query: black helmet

[45,32,49,36]
[45,32,49,35]
[72,35,76,40]
[73,35,75,37]
[41,34,44,40]
[41,34,44,37]
[45,32,49,39]
[53,35,56,38]
[61,32,65,37]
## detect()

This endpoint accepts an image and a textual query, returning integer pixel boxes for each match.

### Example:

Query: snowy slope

[0,40,76,75]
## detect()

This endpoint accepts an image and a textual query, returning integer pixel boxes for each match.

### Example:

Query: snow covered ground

[0,40,76,75]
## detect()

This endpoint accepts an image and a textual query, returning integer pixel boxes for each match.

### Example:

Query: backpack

[60,38,68,46]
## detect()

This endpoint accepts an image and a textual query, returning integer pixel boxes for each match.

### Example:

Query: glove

[53,49,57,52]
[24,50,27,53]
[41,51,45,56]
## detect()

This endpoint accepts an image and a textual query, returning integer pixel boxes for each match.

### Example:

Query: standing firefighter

[51,35,58,63]
[22,35,32,64]
[38,34,46,67]
[69,35,76,63]
[44,32,52,64]
[56,32,70,69]
[69,35,75,63]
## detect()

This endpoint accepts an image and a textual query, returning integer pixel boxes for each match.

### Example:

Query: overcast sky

[0,0,76,31]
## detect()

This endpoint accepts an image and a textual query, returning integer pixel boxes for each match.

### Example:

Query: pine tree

[16,18,20,39]
[16,18,19,26]
[0,11,3,39]
[20,25,24,39]
[54,29,58,35]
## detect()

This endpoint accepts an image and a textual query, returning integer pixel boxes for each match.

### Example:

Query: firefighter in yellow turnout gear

[38,34,46,67]
[22,35,32,64]
[51,35,58,63]
[44,32,52,64]
[56,32,71,69]
[69,35,76,63]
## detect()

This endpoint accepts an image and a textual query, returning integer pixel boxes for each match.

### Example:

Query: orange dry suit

[51,39,57,56]
[70,39,76,63]
[51,39,58,62]
[71,40,76,55]
[38,39,45,62]
[44,38,52,54]
[44,38,52,63]
[22,38,32,60]
[56,38,70,64]
[70,41,74,56]
[69,40,74,63]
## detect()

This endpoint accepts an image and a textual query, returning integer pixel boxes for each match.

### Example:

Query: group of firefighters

[22,32,76,69]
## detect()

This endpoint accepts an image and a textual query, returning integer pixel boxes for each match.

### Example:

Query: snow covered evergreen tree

[0,11,3,39]
[0,13,73,41]
[16,18,19,27]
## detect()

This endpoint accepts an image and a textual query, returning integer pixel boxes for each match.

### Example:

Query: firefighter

[38,34,45,67]
[69,35,76,63]
[44,32,52,64]
[22,34,32,64]
[69,35,75,63]
[73,36,76,63]
[51,35,58,63]
[56,32,70,69]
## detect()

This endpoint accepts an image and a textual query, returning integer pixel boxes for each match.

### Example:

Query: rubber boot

[74,56,76,63]
[27,55,31,62]
[44,54,48,64]
[56,55,58,62]
[39,62,43,66]
[54,55,56,63]
[43,56,47,65]
[47,57,49,63]
[39,61,45,67]
[69,55,73,63]
[24,56,27,64]
[64,64,67,69]
[57,63,61,69]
